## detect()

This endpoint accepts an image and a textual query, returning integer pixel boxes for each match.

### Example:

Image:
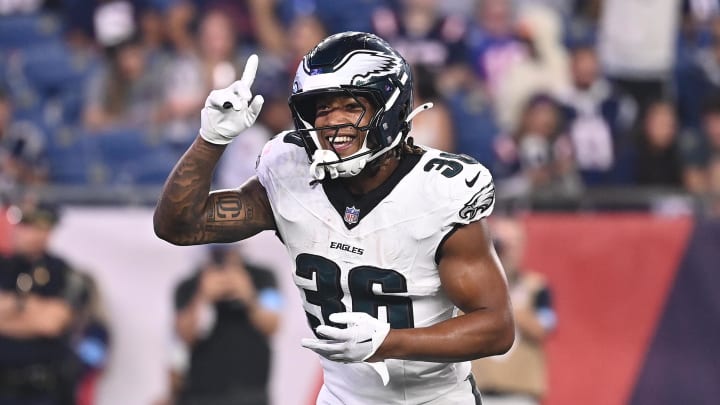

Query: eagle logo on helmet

[301,50,403,87]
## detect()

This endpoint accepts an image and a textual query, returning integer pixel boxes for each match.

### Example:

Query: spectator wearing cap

[0,202,88,405]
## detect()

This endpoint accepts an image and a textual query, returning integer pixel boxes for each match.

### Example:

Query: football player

[154,32,514,404]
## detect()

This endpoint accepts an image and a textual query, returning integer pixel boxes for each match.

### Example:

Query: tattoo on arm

[154,138,274,245]
[208,195,247,222]
[205,183,274,239]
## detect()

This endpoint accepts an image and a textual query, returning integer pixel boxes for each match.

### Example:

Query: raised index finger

[239,54,259,88]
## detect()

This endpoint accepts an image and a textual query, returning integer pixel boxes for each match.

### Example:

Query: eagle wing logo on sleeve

[459,183,495,220]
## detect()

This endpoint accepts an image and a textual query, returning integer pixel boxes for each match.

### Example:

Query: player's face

[314,95,376,158]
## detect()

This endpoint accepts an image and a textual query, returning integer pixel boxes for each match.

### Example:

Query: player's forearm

[372,309,514,362]
[154,136,225,245]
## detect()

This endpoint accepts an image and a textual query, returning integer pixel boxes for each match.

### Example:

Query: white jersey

[256,134,495,404]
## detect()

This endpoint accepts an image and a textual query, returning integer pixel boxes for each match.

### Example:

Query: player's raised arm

[376,218,514,362]
[153,55,276,245]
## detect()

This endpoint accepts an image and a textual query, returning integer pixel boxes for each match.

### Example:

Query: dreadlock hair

[401,136,426,156]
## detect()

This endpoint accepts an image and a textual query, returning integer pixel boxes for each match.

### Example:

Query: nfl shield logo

[344,206,360,224]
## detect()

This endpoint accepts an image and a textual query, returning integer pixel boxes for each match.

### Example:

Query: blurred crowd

[2,0,720,208]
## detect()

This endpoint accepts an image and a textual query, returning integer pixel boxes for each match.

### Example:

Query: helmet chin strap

[309,144,370,181]
[309,149,346,180]
[308,102,434,181]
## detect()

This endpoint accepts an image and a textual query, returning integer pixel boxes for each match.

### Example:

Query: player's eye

[315,104,330,116]
[345,102,363,111]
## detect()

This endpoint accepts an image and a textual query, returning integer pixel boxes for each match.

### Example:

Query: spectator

[372,0,471,94]
[493,3,571,133]
[0,201,87,405]
[681,93,720,193]
[565,0,602,41]
[675,26,720,131]
[171,245,282,405]
[165,0,196,53]
[557,41,637,186]
[82,1,166,132]
[167,0,286,54]
[597,0,680,119]
[246,0,290,56]
[465,0,527,98]
[279,0,386,35]
[159,8,241,147]
[408,64,455,151]
[448,83,500,171]
[472,216,557,405]
[286,14,328,76]
[159,4,285,147]
[494,94,580,198]
[635,99,684,188]
[0,90,48,189]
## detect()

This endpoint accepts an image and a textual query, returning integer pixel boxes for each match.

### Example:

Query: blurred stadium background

[1,0,719,404]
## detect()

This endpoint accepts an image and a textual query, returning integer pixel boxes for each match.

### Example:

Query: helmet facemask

[290,88,400,180]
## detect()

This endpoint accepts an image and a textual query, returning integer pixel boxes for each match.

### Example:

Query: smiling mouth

[325,134,356,152]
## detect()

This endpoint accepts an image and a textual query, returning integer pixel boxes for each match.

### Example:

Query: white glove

[301,312,390,362]
[301,312,391,384]
[200,54,265,145]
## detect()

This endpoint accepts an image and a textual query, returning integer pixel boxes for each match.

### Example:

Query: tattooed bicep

[206,178,275,239]
[207,193,252,223]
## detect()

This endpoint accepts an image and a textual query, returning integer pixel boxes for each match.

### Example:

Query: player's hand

[301,312,390,363]
[200,54,265,145]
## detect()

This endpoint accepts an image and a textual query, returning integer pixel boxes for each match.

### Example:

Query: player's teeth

[332,136,352,144]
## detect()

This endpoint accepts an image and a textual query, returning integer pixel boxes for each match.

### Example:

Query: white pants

[316,376,480,404]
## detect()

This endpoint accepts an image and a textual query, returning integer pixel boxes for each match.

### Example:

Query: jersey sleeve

[432,160,495,228]
[255,131,307,195]
[452,164,495,225]
[254,136,278,192]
